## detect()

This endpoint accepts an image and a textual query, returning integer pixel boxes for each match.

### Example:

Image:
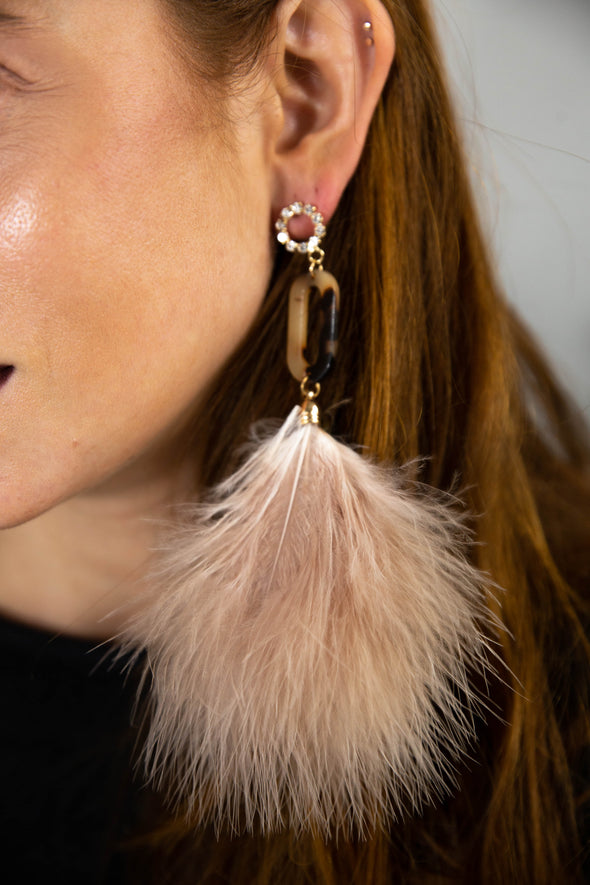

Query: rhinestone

[275,204,328,256]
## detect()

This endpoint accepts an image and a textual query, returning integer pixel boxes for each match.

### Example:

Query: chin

[0,449,100,531]
[0,482,68,531]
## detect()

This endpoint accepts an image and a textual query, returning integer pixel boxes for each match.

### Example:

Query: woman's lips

[0,365,15,388]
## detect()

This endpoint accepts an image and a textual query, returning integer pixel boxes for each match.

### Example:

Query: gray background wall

[433,0,589,410]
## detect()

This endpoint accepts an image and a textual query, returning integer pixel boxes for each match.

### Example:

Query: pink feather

[123,406,495,836]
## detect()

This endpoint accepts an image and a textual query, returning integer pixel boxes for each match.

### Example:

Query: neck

[0,461,193,640]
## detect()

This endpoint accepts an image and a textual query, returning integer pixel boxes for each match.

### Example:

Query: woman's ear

[269,0,395,224]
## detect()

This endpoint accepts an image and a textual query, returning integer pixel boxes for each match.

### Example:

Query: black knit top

[0,615,146,884]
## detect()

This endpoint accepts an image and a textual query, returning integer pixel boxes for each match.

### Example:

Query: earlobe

[270,0,395,223]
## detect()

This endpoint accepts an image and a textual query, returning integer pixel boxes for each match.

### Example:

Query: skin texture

[0,0,393,634]
[0,0,280,632]
[0,0,275,527]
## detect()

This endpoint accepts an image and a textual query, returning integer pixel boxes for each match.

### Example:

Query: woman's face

[0,0,275,527]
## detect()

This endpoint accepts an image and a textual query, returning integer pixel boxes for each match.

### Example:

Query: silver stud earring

[362,20,374,47]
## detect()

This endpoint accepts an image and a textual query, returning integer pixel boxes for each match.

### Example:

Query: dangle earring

[123,203,495,838]
[276,201,339,418]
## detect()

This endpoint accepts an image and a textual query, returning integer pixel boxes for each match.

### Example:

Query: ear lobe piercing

[362,20,374,47]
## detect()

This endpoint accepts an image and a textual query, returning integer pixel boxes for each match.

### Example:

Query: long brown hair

[136,1,590,881]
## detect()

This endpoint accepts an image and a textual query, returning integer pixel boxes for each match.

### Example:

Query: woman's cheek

[0,191,39,254]
[0,183,48,373]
